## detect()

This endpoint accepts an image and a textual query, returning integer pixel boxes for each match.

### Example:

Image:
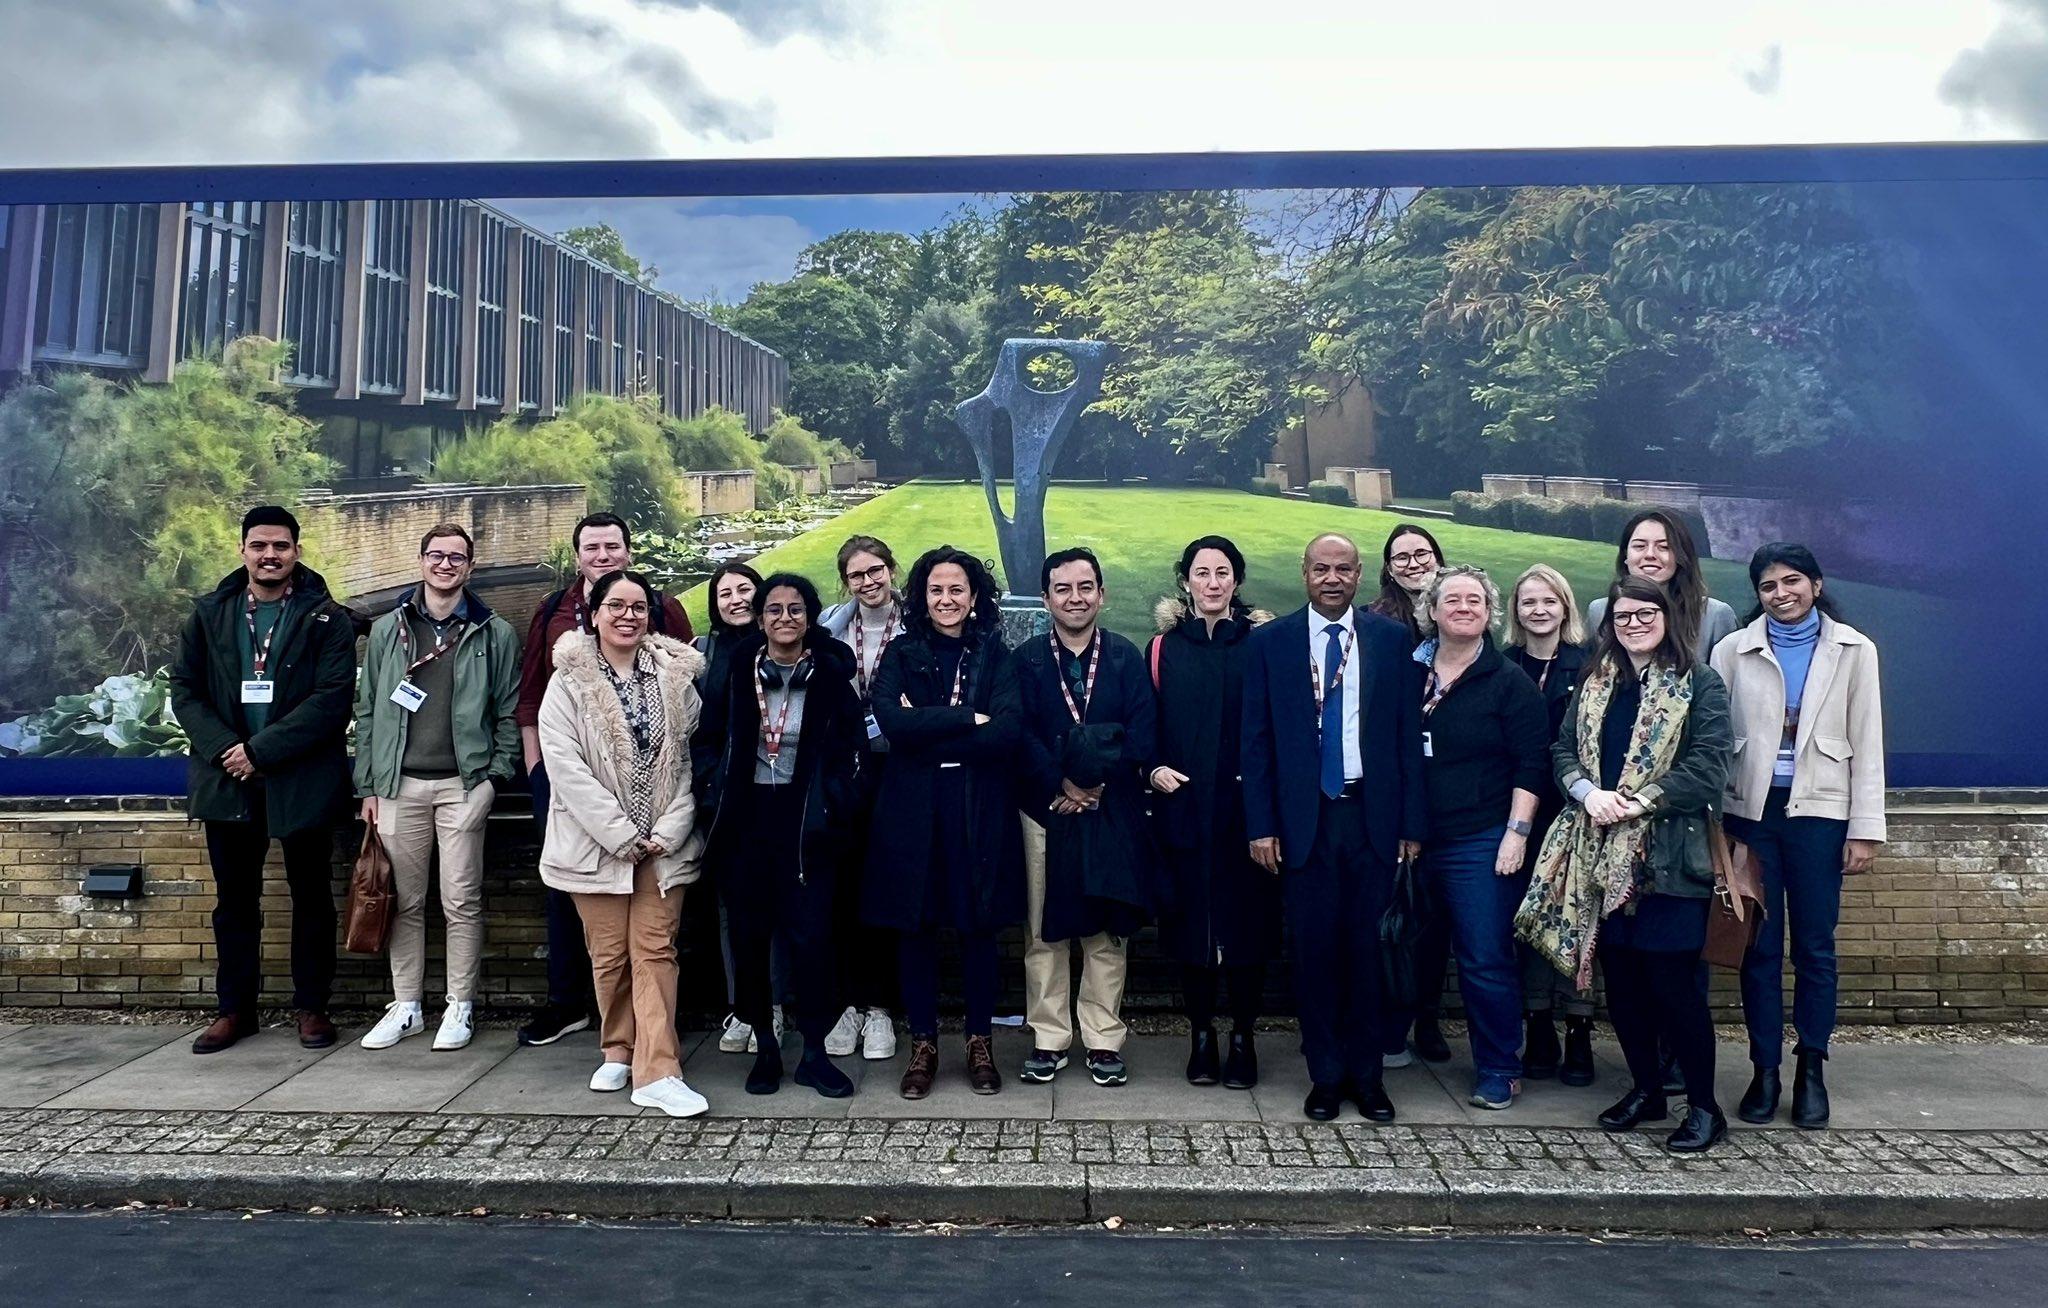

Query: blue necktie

[1320,622,1346,799]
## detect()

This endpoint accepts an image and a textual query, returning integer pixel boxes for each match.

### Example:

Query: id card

[240,679,274,705]
[1421,730,1433,758]
[864,710,884,742]
[390,680,428,713]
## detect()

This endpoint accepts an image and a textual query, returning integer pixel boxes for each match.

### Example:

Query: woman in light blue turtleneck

[1710,544,1887,1132]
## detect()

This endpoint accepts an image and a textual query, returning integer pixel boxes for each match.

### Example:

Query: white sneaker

[824,1006,862,1057]
[1383,1048,1417,1069]
[360,1001,425,1050]
[630,1075,710,1118]
[861,1008,898,1060]
[746,1005,786,1055]
[718,1012,753,1054]
[589,1060,632,1092]
[432,1001,474,1051]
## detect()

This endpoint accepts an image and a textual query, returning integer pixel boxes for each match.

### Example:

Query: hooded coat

[536,631,705,895]
[169,565,357,835]
[1146,597,1281,968]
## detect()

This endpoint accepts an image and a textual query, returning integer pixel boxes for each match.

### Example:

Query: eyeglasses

[845,564,890,585]
[1391,551,1438,568]
[423,550,471,567]
[1612,609,1664,628]
[599,600,649,617]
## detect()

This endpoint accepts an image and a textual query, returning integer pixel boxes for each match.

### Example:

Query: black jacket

[1013,628,1161,941]
[1417,635,1551,840]
[1503,640,1589,862]
[168,565,357,835]
[691,631,863,900]
[1149,604,1281,968]
[861,630,1025,933]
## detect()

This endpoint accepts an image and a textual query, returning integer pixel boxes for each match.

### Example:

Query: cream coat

[537,630,706,895]
[1710,613,1886,842]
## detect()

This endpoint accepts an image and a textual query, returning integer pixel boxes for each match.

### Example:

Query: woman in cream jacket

[539,569,708,1118]
[1710,543,1885,1132]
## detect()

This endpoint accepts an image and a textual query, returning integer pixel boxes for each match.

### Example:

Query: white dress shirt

[1308,607,1363,781]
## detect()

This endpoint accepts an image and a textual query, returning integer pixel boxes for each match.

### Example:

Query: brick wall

[2,795,2043,1021]
[298,483,588,599]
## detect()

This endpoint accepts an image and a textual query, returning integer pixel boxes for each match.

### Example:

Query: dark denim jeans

[1426,825,1524,1080]
[1727,787,1848,1068]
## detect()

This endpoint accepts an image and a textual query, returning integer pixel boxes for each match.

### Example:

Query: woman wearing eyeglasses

[692,571,865,1099]
[818,535,908,1063]
[537,569,709,1118]
[1518,576,1733,1152]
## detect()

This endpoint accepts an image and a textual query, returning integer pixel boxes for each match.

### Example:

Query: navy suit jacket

[1240,604,1428,869]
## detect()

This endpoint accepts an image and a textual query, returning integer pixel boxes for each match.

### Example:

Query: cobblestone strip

[2,1108,2046,1180]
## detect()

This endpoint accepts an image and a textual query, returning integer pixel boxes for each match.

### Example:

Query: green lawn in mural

[685,481,1958,756]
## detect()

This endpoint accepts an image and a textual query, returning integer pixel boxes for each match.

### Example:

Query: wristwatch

[1507,818,1534,837]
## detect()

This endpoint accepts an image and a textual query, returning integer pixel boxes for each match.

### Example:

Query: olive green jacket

[353,587,522,799]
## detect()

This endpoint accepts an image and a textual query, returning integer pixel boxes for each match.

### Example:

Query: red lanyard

[1052,630,1102,724]
[1311,622,1356,730]
[245,583,294,676]
[851,606,896,698]
[754,655,804,763]
[398,604,468,677]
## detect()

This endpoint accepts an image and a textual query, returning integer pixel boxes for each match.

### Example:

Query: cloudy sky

[3,0,2045,298]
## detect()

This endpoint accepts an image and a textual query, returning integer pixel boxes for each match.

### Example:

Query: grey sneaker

[1086,1048,1128,1087]
[1019,1047,1068,1083]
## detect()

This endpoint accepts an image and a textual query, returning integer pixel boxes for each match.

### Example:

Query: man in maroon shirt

[514,511,694,1046]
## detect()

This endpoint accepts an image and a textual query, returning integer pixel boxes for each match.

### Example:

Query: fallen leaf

[1103,1216,1124,1231]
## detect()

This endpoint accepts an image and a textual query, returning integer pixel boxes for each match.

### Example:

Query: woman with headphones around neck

[691,572,865,1099]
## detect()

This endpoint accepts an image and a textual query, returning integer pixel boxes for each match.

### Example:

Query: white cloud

[1942,0,2048,134]
[0,0,2021,171]
[496,198,816,301]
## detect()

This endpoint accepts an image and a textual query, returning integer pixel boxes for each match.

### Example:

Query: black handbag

[1378,853,1432,1008]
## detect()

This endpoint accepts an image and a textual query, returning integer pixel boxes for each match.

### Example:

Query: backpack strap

[1148,634,1163,690]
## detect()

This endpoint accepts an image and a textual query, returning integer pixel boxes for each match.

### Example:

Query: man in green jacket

[353,523,521,1054]
[168,506,357,1055]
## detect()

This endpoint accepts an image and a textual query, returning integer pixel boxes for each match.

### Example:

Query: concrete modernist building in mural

[0,199,787,486]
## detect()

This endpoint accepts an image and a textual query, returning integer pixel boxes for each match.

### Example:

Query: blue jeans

[1728,787,1847,1068]
[1429,826,1524,1080]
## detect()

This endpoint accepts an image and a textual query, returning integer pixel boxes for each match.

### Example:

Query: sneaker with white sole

[718,1012,754,1054]
[631,1075,709,1118]
[1382,1047,1416,1070]
[746,1006,786,1055]
[588,1061,632,1092]
[432,1001,474,1051]
[360,1000,425,1050]
[824,1006,862,1057]
[861,1008,898,1060]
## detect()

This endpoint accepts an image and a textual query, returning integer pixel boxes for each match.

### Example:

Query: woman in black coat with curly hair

[1145,535,1277,1090]
[861,546,1025,1099]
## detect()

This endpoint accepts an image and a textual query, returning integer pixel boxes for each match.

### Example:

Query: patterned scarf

[1514,655,1695,989]
[601,649,667,838]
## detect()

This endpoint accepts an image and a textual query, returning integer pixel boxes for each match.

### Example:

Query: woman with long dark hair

[691,572,865,1099]
[1366,522,1444,643]
[1518,575,1734,1152]
[1587,509,1737,661]
[1146,535,1278,1089]
[1711,543,1885,1130]
[861,546,1025,1099]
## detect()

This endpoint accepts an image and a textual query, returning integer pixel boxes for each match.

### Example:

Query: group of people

[168,501,1885,1151]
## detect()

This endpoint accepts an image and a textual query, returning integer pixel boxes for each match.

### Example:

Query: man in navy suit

[1242,532,1427,1121]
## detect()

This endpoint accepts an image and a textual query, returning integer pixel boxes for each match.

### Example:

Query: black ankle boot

[1737,1064,1781,1124]
[1222,1030,1258,1089]
[1413,1014,1452,1063]
[1186,1025,1220,1086]
[746,1043,784,1095]
[1658,1044,1685,1096]
[795,1045,853,1099]
[1522,1012,1560,1080]
[1792,1047,1830,1129]
[1560,1016,1596,1087]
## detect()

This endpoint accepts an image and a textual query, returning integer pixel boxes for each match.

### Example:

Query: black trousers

[728,783,836,1047]
[833,808,898,1013]
[901,928,1000,1038]
[529,760,595,1014]
[1283,792,1391,1088]
[1183,962,1264,1031]
[203,791,335,1016]
[1605,944,1720,1113]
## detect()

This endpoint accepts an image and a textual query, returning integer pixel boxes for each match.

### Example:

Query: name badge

[240,679,274,705]
[390,680,428,713]
[864,710,884,742]
[1421,730,1433,758]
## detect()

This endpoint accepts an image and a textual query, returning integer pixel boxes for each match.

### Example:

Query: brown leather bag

[1702,820,1764,969]
[343,825,395,955]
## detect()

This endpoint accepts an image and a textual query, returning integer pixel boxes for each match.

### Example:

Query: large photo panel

[1,151,2043,787]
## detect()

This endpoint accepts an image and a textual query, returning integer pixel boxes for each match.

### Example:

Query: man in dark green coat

[168,506,356,1055]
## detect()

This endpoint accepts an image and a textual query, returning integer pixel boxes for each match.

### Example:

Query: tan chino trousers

[1021,815,1129,1053]
[573,860,685,1089]
[378,775,494,1005]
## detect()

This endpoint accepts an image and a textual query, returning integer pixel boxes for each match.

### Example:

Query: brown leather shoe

[900,1038,938,1100]
[966,1034,1001,1096]
[192,1012,257,1055]
[297,1010,338,1049]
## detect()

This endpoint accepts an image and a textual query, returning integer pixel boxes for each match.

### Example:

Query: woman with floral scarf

[1516,575,1733,1153]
